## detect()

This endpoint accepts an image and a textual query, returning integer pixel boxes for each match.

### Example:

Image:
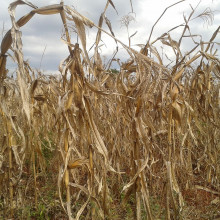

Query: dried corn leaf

[173,67,184,81]
[16,11,35,27]
[171,85,179,101]
[58,165,67,213]
[1,30,12,55]
[83,96,109,161]
[104,16,117,44]
[95,14,104,46]
[68,158,89,169]
[9,1,31,123]
[33,5,63,15]
[34,95,46,101]
[71,16,90,63]
[69,182,89,195]
[108,0,118,14]
[75,196,90,220]
[122,158,149,192]
[172,101,182,125]
[0,55,7,81]
[65,91,74,110]
[65,6,94,27]
[195,185,220,195]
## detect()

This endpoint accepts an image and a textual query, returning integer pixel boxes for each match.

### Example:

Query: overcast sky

[0,0,219,74]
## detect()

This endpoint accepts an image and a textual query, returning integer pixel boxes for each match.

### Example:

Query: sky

[0,0,219,74]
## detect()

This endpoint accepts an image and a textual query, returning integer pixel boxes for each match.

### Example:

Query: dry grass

[0,1,220,219]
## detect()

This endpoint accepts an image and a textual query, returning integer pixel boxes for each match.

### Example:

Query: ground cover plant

[0,0,219,219]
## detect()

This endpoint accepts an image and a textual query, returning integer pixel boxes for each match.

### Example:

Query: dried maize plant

[0,0,220,219]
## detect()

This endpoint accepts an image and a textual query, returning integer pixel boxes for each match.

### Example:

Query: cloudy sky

[0,0,219,74]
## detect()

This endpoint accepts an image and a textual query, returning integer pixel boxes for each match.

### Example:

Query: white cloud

[1,0,219,73]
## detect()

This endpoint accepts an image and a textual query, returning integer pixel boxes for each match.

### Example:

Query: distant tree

[110,69,119,74]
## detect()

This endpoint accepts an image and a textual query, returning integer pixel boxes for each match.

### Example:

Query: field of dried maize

[0,1,219,219]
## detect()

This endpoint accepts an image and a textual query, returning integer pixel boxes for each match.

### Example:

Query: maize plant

[0,1,219,219]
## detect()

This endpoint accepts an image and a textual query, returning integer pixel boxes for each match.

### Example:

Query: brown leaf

[33,5,63,15]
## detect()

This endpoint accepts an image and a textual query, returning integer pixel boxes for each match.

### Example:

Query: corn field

[0,1,220,219]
